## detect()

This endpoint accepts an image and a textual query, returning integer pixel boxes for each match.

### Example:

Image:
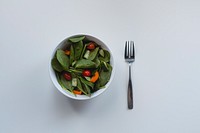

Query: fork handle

[128,79,133,109]
[128,65,133,109]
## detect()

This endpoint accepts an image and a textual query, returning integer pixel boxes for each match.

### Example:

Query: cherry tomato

[63,72,72,80]
[87,42,95,50]
[82,70,91,77]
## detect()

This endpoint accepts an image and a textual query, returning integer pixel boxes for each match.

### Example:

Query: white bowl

[49,34,115,100]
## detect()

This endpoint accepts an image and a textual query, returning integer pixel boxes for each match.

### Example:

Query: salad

[51,36,112,96]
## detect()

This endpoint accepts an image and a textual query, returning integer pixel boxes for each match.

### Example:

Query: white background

[1,0,200,133]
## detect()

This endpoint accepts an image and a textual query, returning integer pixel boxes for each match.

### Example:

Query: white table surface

[1,0,200,133]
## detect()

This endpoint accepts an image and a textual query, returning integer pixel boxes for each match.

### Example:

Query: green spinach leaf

[77,78,87,95]
[60,75,74,92]
[98,63,112,87]
[83,83,91,96]
[88,47,99,61]
[94,80,101,90]
[94,57,101,68]
[56,72,63,87]
[79,77,94,88]
[99,49,104,57]
[75,59,96,69]
[69,36,85,43]
[80,44,87,59]
[56,49,69,70]
[99,50,110,62]
[68,68,83,75]
[101,61,109,71]
[69,45,74,65]
[74,41,83,60]
[51,58,63,72]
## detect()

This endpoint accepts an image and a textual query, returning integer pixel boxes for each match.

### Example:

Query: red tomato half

[64,72,72,80]
[82,70,91,77]
[87,42,95,50]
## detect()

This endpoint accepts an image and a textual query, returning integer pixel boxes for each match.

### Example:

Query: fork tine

[130,41,134,58]
[125,41,135,59]
[124,41,128,58]
[127,41,130,58]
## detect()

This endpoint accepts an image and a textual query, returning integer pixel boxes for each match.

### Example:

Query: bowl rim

[49,34,115,100]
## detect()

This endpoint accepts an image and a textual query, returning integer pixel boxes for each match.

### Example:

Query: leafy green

[99,50,110,62]
[56,72,64,88]
[85,76,91,81]
[69,36,85,43]
[94,80,101,90]
[60,75,74,92]
[74,41,83,60]
[83,83,91,96]
[88,47,99,61]
[98,63,112,87]
[69,45,74,65]
[101,61,109,71]
[94,57,101,68]
[56,49,69,70]
[80,44,87,59]
[77,78,87,95]
[51,58,63,72]
[70,72,77,78]
[79,77,94,88]
[75,59,96,69]
[68,68,82,74]
[72,61,76,66]
[99,49,104,57]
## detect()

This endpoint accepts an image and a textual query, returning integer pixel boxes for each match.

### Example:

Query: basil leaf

[74,41,83,60]
[99,50,110,62]
[51,58,63,72]
[69,36,85,43]
[88,47,99,61]
[75,59,96,69]
[56,49,69,70]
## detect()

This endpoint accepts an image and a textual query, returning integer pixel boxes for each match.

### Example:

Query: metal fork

[124,41,135,109]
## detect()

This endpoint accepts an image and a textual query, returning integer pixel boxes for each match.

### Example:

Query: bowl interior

[49,34,115,100]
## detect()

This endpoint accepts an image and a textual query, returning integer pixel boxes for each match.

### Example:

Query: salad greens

[51,36,112,96]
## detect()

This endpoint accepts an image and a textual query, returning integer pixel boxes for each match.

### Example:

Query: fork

[124,41,135,109]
